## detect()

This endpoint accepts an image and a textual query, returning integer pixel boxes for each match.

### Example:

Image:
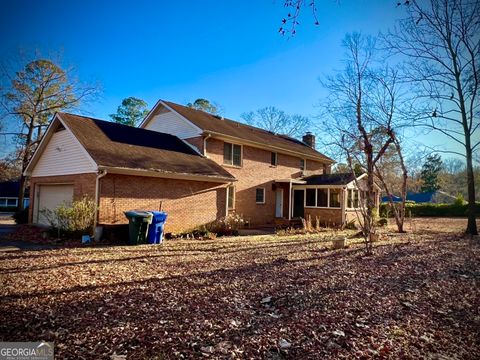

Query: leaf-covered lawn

[1,218,479,359]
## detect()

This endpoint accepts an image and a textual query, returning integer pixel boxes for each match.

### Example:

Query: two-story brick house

[140,100,334,227]
[25,99,378,234]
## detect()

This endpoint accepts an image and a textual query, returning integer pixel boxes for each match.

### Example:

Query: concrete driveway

[0,213,57,251]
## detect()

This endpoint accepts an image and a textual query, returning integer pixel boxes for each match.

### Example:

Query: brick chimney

[302,132,315,149]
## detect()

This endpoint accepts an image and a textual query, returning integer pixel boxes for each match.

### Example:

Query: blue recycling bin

[147,211,168,244]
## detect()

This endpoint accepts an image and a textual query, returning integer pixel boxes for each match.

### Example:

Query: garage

[34,184,74,225]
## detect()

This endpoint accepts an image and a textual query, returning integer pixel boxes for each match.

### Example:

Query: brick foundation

[304,208,343,227]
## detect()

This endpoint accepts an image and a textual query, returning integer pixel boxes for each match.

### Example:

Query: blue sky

[0,0,404,117]
[2,0,459,161]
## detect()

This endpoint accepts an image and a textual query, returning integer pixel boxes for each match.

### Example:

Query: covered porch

[274,173,380,228]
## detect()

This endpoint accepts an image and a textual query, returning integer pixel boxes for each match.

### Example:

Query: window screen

[306,189,316,206]
[330,189,341,208]
[317,189,328,207]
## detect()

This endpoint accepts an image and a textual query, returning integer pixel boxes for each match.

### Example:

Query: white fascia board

[98,166,236,184]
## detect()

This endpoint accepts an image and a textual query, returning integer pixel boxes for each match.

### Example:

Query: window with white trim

[330,189,341,208]
[255,188,265,204]
[271,152,277,166]
[347,189,360,209]
[306,189,316,206]
[7,199,17,207]
[305,188,342,208]
[300,159,306,171]
[316,189,328,207]
[224,142,242,166]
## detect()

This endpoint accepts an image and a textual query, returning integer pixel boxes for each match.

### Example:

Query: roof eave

[204,131,335,164]
[98,166,236,184]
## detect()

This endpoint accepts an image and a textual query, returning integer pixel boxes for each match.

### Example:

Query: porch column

[288,180,292,220]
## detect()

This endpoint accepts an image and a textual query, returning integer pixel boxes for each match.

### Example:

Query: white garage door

[35,184,74,225]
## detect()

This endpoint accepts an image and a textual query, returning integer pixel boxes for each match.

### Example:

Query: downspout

[94,169,108,238]
[203,133,211,157]
[342,186,347,225]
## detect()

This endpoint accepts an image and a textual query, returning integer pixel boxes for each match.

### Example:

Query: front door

[293,189,305,218]
[275,189,283,217]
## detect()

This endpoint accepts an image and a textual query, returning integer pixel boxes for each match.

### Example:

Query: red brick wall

[98,174,227,234]
[184,136,204,154]
[205,138,327,225]
[304,208,343,227]
[29,173,97,222]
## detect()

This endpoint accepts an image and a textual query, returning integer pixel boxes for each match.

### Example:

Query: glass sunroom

[290,173,380,227]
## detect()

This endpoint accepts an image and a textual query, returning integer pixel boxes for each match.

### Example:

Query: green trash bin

[124,211,153,245]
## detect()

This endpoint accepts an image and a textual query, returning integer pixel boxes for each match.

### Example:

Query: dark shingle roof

[58,113,235,181]
[0,181,29,197]
[303,173,357,185]
[161,101,334,163]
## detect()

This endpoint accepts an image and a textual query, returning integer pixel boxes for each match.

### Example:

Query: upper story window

[300,159,306,171]
[255,188,265,204]
[271,152,277,166]
[224,142,242,167]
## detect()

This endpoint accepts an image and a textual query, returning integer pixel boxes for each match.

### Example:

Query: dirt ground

[0,217,479,359]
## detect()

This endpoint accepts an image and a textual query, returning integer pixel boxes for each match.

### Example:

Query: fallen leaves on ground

[0,218,479,359]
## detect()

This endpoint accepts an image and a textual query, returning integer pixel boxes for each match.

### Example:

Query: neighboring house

[0,181,29,210]
[382,190,457,204]
[25,100,378,233]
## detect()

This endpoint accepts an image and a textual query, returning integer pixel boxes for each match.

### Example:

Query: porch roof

[302,173,357,186]
[275,178,307,184]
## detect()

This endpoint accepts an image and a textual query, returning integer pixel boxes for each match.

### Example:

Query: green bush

[41,197,96,238]
[13,207,29,224]
[380,202,480,218]
[454,194,465,206]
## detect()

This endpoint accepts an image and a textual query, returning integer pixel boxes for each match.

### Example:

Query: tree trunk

[17,117,35,212]
[465,137,478,236]
[17,174,27,212]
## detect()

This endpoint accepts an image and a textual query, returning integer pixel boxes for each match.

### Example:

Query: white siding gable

[145,110,201,139]
[32,129,97,177]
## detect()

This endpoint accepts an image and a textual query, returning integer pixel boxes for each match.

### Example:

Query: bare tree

[241,106,310,138]
[279,0,320,35]
[383,0,479,235]
[319,33,404,253]
[0,58,98,211]
[374,137,408,233]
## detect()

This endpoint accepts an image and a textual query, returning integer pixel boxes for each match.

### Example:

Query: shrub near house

[380,202,480,218]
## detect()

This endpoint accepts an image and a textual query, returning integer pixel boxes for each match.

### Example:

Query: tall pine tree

[420,154,443,192]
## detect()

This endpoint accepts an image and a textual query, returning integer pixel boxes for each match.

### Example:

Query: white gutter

[98,166,236,184]
[205,131,335,164]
